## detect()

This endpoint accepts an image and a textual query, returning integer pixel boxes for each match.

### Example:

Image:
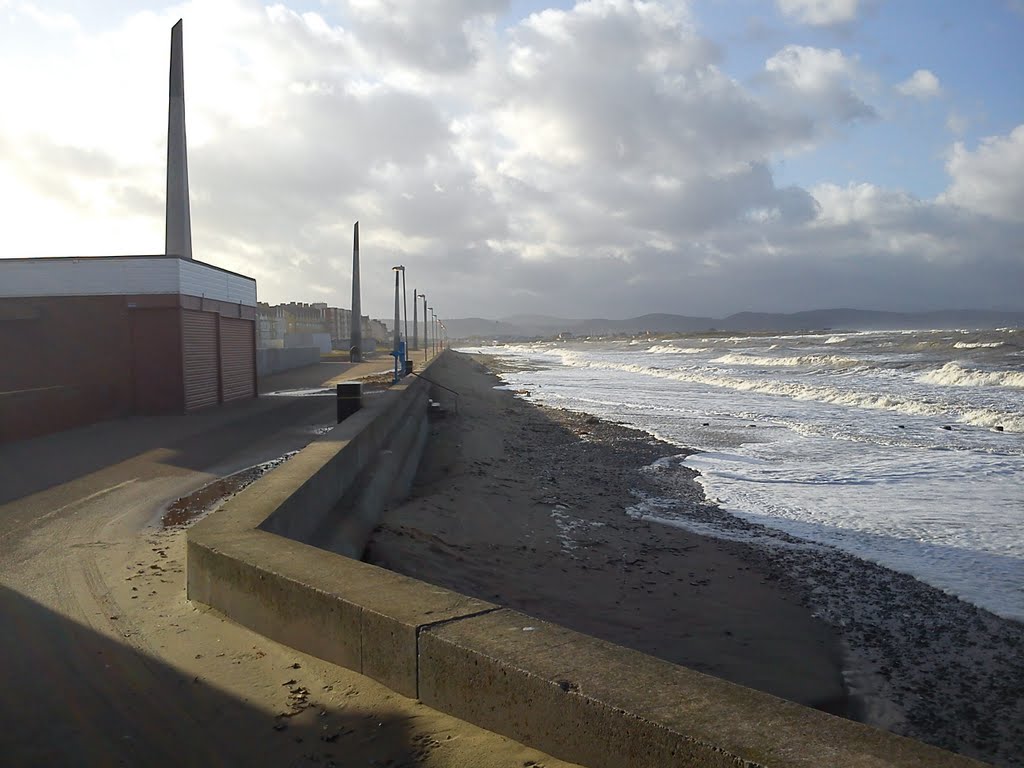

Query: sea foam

[919,362,1024,389]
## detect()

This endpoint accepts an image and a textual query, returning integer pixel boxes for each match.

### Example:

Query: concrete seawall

[256,346,321,376]
[187,351,984,768]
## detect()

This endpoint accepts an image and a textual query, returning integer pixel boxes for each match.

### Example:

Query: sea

[460,327,1024,623]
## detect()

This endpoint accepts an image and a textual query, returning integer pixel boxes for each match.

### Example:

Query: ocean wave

[824,336,848,345]
[957,409,1024,433]
[647,345,709,354]
[953,341,1005,349]
[918,362,1024,389]
[711,352,861,368]
[537,352,1024,432]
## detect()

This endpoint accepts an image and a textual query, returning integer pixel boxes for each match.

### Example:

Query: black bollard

[337,381,362,423]
[405,359,414,376]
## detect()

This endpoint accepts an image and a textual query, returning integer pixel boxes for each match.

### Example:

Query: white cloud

[776,0,860,26]
[896,69,941,100]
[946,110,968,135]
[762,45,876,124]
[941,125,1024,221]
[0,0,1021,318]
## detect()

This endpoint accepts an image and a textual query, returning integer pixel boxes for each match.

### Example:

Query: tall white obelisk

[165,20,192,259]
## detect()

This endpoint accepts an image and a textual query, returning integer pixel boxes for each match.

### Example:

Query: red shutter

[182,310,218,411]
[219,317,255,402]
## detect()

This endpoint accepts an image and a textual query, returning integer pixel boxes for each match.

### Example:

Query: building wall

[130,307,185,414]
[0,256,256,305]
[0,292,256,442]
[0,296,138,441]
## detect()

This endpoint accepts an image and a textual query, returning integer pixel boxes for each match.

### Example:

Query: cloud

[940,125,1024,221]
[946,110,968,135]
[761,45,876,126]
[332,0,508,72]
[776,0,860,26]
[0,0,1021,319]
[896,69,941,100]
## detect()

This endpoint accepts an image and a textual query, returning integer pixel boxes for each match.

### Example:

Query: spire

[350,222,362,361]
[165,19,192,259]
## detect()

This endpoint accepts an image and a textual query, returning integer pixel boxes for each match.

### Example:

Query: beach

[367,352,848,710]
[367,350,1024,767]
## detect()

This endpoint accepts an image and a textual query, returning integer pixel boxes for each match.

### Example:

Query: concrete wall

[255,346,321,376]
[284,332,332,354]
[187,352,984,768]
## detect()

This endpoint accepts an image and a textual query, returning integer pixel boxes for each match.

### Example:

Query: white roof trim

[0,257,257,307]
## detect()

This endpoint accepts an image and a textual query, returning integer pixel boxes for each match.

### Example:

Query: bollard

[336,381,362,423]
[405,359,414,376]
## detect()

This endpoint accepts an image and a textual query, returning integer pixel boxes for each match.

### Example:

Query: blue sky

[1,1,1022,317]
[691,0,1024,197]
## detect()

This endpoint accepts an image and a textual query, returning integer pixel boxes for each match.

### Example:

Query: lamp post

[432,310,438,355]
[391,266,403,381]
[422,295,429,361]
[428,308,434,356]
[412,289,418,351]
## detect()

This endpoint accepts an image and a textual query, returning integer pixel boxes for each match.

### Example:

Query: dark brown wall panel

[0,296,133,440]
[130,308,184,414]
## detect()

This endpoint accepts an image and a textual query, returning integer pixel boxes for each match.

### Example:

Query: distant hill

[444,308,1024,341]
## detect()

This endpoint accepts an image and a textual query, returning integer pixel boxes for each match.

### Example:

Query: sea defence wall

[187,351,983,768]
[256,346,321,376]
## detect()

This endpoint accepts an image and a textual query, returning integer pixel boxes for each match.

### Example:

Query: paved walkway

[0,353,573,768]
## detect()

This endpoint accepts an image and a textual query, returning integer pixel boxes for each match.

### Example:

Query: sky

[1,0,1022,320]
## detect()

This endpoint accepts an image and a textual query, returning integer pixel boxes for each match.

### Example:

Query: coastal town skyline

[1,0,1022,319]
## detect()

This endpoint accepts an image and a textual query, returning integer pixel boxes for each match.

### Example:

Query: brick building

[0,255,257,442]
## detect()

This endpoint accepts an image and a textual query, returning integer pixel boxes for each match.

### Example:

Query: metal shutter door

[182,310,219,411]
[219,317,255,402]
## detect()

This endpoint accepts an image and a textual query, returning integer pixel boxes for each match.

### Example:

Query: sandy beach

[367,351,1024,768]
[368,352,848,712]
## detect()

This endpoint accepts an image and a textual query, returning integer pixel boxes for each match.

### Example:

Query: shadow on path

[0,584,421,767]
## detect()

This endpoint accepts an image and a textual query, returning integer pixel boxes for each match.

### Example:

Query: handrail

[408,371,460,414]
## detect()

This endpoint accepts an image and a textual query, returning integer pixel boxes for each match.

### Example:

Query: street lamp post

[432,310,438,356]
[428,308,434,356]
[422,295,429,361]
[391,266,403,381]
[412,289,418,351]
[400,267,409,361]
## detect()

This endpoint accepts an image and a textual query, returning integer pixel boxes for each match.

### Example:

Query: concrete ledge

[187,349,984,768]
[188,528,496,698]
[419,609,980,768]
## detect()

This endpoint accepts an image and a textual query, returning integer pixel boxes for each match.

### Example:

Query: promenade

[0,355,572,767]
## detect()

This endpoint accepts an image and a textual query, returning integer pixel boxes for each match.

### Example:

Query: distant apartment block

[257,301,388,350]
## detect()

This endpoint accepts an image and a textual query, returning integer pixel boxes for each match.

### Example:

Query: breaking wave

[539,352,1024,432]
[711,352,861,368]
[919,362,1024,389]
[647,345,709,354]
[953,341,1005,349]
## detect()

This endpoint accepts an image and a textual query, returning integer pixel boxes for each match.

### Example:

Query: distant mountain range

[443,309,1024,340]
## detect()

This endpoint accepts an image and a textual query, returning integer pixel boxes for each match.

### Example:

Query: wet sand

[367,351,849,714]
[368,351,1024,768]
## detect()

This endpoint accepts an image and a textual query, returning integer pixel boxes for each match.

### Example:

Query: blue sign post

[391,340,406,384]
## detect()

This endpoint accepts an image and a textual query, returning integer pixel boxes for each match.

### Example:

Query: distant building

[257,302,287,347]
[366,317,389,343]
[257,302,359,350]
[0,255,257,442]
[324,307,353,345]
